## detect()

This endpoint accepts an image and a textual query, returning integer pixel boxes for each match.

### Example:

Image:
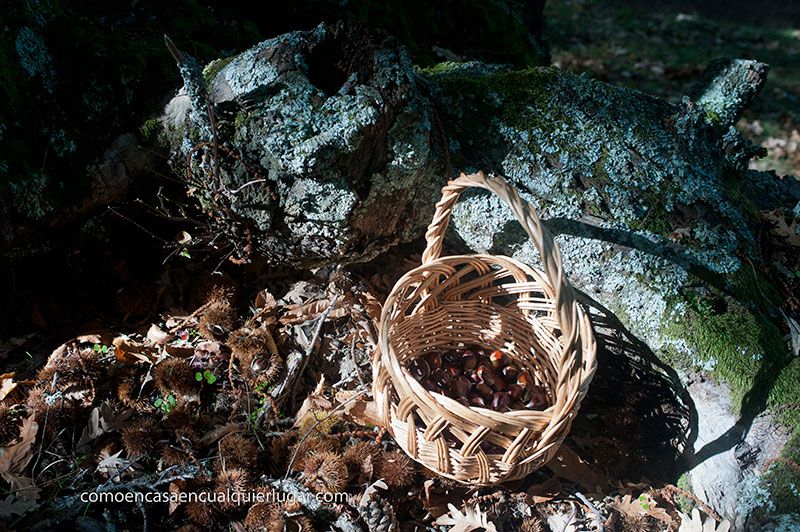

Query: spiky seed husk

[153,358,198,395]
[214,468,250,510]
[219,433,259,469]
[185,495,216,527]
[301,450,347,494]
[198,290,237,340]
[244,502,282,532]
[121,418,159,458]
[342,441,380,480]
[294,408,340,435]
[161,444,191,467]
[0,405,16,445]
[520,516,545,532]
[375,450,414,489]
[228,327,283,386]
[289,435,339,472]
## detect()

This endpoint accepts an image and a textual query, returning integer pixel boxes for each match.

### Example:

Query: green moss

[234,110,249,130]
[665,285,798,420]
[675,473,695,513]
[137,118,163,145]
[203,56,234,85]
[761,430,800,514]
[422,65,564,132]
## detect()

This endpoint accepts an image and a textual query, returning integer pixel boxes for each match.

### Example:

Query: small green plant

[154,394,177,413]
[92,344,110,354]
[638,494,650,510]
[195,369,217,385]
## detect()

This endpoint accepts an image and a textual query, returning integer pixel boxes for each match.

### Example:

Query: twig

[267,478,362,531]
[271,295,342,406]
[659,484,722,523]
[138,499,149,532]
[284,387,368,478]
[575,491,604,532]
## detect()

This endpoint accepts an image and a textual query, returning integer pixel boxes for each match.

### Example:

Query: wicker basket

[372,171,597,485]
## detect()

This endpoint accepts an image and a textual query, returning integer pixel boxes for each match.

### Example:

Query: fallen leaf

[678,508,731,532]
[293,376,332,429]
[525,476,563,504]
[280,298,348,325]
[146,324,171,345]
[0,415,40,500]
[0,373,17,402]
[0,494,37,517]
[358,479,388,507]
[610,493,672,524]
[96,448,135,482]
[114,336,158,364]
[550,444,607,491]
[435,503,498,532]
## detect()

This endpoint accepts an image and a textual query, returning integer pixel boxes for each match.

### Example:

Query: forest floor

[547,0,800,177]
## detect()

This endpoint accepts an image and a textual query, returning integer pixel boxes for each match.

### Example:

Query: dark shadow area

[609,0,800,28]
[566,290,697,484]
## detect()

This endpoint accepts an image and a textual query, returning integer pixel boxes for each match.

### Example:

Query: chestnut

[489,350,505,369]
[526,386,548,410]
[507,384,525,400]
[425,352,442,369]
[410,358,431,379]
[491,376,506,392]
[517,371,533,387]
[492,391,510,411]
[461,354,478,371]
[431,368,451,388]
[250,356,269,373]
[476,366,496,387]
[501,366,519,382]
[453,375,472,397]
[469,394,485,407]
[420,379,438,393]
[475,383,494,398]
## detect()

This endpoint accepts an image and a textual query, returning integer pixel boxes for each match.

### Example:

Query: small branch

[284,386,368,477]
[574,491,604,532]
[270,295,342,407]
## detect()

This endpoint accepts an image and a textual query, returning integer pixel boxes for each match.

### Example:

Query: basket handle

[422,171,577,334]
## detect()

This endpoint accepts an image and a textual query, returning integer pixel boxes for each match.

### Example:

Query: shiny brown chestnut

[492,391,510,411]
[489,350,505,369]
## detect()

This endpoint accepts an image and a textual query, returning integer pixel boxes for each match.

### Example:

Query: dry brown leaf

[280,298,348,325]
[0,415,38,475]
[0,415,40,501]
[525,476,562,504]
[0,373,17,402]
[146,324,171,345]
[96,447,136,482]
[678,508,731,532]
[165,343,195,358]
[114,336,158,364]
[336,395,381,427]
[550,444,607,491]
[293,376,332,429]
[254,289,277,311]
[610,493,672,524]
[169,480,185,514]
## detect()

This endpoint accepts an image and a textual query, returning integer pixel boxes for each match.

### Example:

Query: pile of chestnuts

[406,345,549,412]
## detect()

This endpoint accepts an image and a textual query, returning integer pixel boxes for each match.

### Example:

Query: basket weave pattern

[373,172,597,485]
